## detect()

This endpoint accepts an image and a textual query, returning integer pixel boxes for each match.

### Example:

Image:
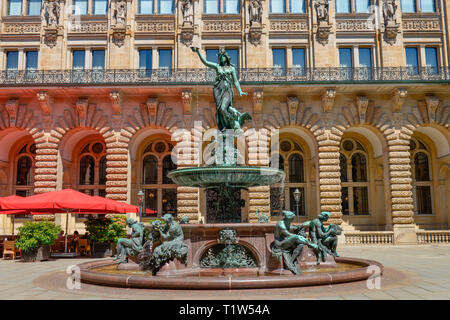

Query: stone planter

[92,242,114,258]
[21,245,51,262]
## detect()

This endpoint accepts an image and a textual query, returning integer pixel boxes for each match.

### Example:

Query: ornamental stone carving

[147,98,158,117]
[75,98,89,127]
[203,21,241,32]
[270,20,308,32]
[425,95,440,123]
[136,22,175,33]
[5,99,19,127]
[182,90,192,114]
[248,26,263,46]
[321,88,336,113]
[111,27,127,47]
[42,0,61,27]
[356,95,369,123]
[4,23,41,33]
[252,89,264,113]
[287,96,299,123]
[249,0,263,26]
[110,90,122,115]
[391,88,408,112]
[37,92,52,115]
[402,19,441,32]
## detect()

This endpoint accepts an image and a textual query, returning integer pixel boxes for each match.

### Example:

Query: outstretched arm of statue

[232,68,247,96]
[191,47,218,70]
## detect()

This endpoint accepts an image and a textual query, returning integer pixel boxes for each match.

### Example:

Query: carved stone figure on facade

[383,0,397,26]
[309,211,342,264]
[113,218,145,264]
[43,0,61,27]
[113,0,127,26]
[314,0,329,23]
[179,215,190,224]
[256,209,269,223]
[249,0,262,26]
[181,0,194,26]
[271,210,318,274]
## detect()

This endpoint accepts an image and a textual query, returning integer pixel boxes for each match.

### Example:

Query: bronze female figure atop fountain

[191,47,251,135]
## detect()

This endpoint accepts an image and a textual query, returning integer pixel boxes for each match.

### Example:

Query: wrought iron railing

[0,67,449,86]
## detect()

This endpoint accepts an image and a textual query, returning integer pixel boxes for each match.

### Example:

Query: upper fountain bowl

[168,166,285,188]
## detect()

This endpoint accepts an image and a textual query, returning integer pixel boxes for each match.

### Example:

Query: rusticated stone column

[247,129,270,222]
[385,126,416,244]
[34,132,58,194]
[316,127,343,225]
[106,130,129,201]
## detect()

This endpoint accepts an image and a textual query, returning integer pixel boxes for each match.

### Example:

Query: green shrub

[84,215,127,243]
[15,221,61,253]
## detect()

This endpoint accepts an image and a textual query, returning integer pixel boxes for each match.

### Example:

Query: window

[425,47,438,74]
[6,51,18,80]
[25,51,38,79]
[339,48,353,80]
[401,0,416,12]
[141,140,177,217]
[226,49,239,69]
[205,0,220,13]
[92,50,105,82]
[405,47,419,75]
[336,0,351,13]
[270,0,286,13]
[159,49,172,76]
[359,48,372,79]
[410,138,433,215]
[159,0,174,14]
[206,49,219,64]
[73,50,85,69]
[77,141,107,198]
[73,0,88,14]
[9,0,22,16]
[355,0,369,12]
[93,0,108,14]
[139,49,152,77]
[15,143,36,198]
[28,0,42,15]
[224,0,240,13]
[340,138,369,215]
[420,0,435,12]
[270,139,306,217]
[290,0,305,13]
[139,0,154,14]
[272,48,286,76]
[292,48,305,75]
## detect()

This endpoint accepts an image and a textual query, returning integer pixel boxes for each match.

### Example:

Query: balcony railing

[0,67,449,86]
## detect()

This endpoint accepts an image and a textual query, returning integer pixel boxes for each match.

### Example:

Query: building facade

[0,0,449,244]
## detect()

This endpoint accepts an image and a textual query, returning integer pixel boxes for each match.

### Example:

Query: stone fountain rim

[77,257,384,290]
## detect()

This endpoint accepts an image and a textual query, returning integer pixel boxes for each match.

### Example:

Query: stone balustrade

[416,231,450,244]
[344,231,394,245]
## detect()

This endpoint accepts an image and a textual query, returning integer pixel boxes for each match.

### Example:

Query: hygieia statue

[191,47,252,136]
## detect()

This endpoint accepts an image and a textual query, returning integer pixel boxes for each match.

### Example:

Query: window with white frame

[410,138,433,215]
[137,0,174,14]
[71,0,108,15]
[336,0,370,13]
[340,138,370,215]
[401,0,436,13]
[405,46,439,75]
[270,0,305,13]
[204,0,240,13]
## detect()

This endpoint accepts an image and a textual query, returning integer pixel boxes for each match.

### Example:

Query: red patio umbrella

[0,195,30,235]
[0,189,153,253]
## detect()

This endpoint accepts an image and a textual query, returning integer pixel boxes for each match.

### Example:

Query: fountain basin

[167,166,285,188]
[77,223,384,290]
[78,257,383,290]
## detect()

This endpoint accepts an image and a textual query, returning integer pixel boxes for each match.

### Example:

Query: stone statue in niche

[181,0,194,26]
[43,0,61,27]
[249,0,262,26]
[314,0,329,23]
[383,0,397,25]
[113,0,127,26]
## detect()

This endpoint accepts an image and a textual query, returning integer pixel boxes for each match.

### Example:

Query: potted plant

[16,221,61,262]
[84,215,127,258]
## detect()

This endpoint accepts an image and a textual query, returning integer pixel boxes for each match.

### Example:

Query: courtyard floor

[0,245,449,300]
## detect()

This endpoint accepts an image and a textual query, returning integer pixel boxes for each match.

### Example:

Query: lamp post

[137,190,144,223]
[294,188,301,224]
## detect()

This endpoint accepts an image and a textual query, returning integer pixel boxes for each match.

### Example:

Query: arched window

[410,138,432,215]
[141,139,177,217]
[14,142,36,197]
[77,140,106,197]
[270,139,306,217]
[340,138,369,215]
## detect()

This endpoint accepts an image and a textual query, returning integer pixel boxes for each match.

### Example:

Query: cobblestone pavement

[0,245,449,300]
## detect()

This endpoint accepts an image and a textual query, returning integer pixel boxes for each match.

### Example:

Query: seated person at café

[72,231,80,252]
